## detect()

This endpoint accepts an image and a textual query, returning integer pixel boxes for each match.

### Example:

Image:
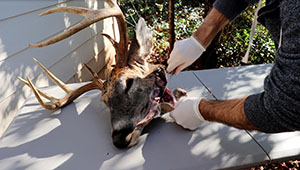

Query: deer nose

[112,135,129,148]
[112,127,133,148]
[112,133,130,149]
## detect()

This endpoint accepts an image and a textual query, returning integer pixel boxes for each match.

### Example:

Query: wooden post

[168,0,175,56]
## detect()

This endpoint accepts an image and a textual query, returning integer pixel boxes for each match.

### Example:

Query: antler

[29,0,129,68]
[18,58,104,110]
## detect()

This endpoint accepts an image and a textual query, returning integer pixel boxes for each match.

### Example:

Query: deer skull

[19,0,186,148]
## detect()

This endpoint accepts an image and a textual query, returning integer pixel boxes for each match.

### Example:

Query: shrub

[118,0,275,68]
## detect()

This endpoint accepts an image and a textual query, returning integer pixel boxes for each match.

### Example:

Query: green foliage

[174,1,204,39]
[119,0,169,63]
[216,5,275,67]
[119,0,203,64]
[118,0,275,67]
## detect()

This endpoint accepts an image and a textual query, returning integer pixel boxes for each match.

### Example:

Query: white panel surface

[0,0,113,137]
[192,64,273,100]
[0,1,69,21]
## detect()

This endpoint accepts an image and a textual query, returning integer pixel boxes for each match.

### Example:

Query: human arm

[199,97,258,130]
[167,7,230,74]
[194,0,259,48]
[171,0,300,132]
[168,0,258,130]
[170,97,259,130]
[167,0,255,74]
[192,7,229,49]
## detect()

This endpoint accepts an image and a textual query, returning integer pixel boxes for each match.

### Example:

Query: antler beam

[29,0,129,68]
[18,59,104,110]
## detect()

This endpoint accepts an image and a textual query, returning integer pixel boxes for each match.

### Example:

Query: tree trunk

[168,0,175,56]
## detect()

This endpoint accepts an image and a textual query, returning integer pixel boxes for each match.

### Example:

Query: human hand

[167,36,205,74]
[169,97,205,130]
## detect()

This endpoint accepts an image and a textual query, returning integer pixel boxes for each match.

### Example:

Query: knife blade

[162,70,175,96]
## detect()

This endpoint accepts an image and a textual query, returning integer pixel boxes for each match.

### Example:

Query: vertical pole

[168,0,175,56]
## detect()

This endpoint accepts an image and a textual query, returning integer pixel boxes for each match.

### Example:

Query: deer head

[19,0,186,148]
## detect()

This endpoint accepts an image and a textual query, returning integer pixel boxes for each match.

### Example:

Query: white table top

[1,64,300,170]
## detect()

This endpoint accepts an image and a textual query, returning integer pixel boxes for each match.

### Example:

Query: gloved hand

[169,97,206,130]
[167,36,206,74]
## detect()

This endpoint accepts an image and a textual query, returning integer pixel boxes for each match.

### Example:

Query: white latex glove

[170,97,206,130]
[167,36,205,74]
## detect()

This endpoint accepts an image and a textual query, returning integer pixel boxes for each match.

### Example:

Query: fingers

[169,111,175,120]
[167,48,179,73]
[167,60,179,73]
[168,97,204,130]
[167,62,188,75]
[174,64,185,75]
[169,96,184,120]
[167,37,205,74]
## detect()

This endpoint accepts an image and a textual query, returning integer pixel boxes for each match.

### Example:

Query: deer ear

[135,17,153,56]
[128,17,153,64]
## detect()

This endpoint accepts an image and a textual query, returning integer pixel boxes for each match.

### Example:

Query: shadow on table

[194,64,273,100]
[140,119,279,170]
[0,92,122,170]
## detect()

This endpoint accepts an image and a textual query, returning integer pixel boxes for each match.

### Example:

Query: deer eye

[125,78,134,93]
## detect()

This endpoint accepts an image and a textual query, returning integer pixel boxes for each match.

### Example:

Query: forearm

[192,7,230,48]
[199,97,259,130]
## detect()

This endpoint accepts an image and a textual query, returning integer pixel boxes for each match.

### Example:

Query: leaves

[216,5,275,67]
[119,0,275,67]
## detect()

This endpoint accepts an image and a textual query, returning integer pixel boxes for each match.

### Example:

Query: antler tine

[33,58,73,93]
[83,63,99,78]
[83,64,104,90]
[18,61,104,110]
[104,0,129,68]
[29,6,121,48]
[26,77,59,110]
[18,77,59,102]
[100,33,118,49]
[23,76,102,110]
[29,0,129,68]
[38,7,89,17]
